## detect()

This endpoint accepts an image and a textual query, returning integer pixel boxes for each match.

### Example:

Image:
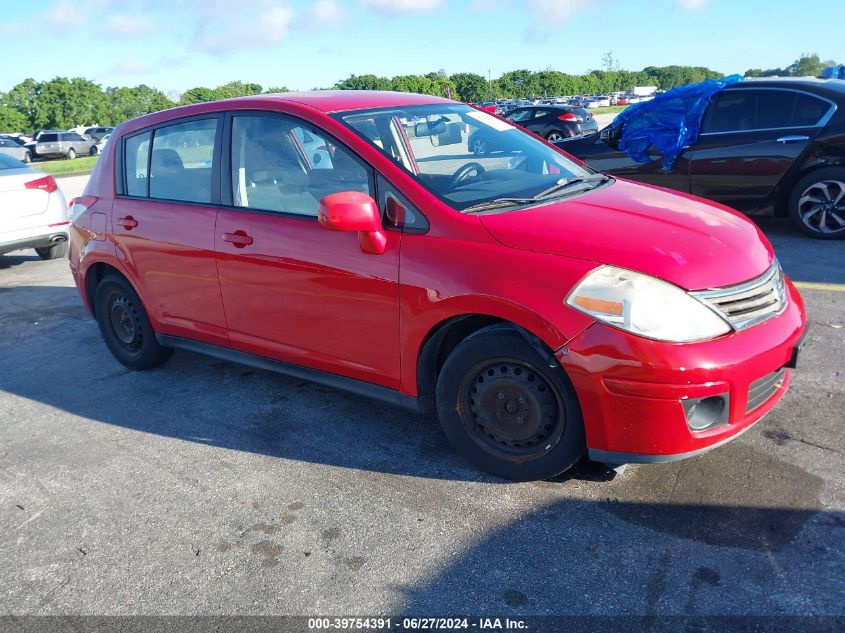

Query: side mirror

[318,191,387,255]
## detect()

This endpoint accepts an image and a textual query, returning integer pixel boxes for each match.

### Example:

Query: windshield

[336,103,595,211]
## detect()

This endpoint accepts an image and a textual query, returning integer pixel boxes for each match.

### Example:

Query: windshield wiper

[532,174,610,200]
[462,174,610,214]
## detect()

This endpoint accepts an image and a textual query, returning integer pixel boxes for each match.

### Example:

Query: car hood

[479,179,774,290]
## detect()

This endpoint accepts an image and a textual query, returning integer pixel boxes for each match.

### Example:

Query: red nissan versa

[68,92,806,481]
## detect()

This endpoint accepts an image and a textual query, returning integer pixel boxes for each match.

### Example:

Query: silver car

[0,137,31,163]
[34,131,97,160]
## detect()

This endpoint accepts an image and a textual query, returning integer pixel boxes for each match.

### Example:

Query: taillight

[68,195,98,223]
[558,113,578,122]
[24,175,58,193]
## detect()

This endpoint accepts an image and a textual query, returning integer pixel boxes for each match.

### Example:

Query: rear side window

[149,118,217,203]
[506,110,532,123]
[124,131,151,197]
[40,133,58,142]
[702,89,831,133]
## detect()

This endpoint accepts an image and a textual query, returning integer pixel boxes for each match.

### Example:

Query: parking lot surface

[0,176,842,617]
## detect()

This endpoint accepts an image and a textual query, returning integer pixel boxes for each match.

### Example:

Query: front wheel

[66,148,76,160]
[22,151,31,164]
[94,275,174,370]
[788,167,845,239]
[436,326,585,481]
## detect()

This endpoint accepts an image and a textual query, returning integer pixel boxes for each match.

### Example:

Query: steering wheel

[444,162,486,193]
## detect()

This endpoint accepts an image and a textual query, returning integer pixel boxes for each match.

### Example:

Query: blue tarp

[821,65,845,79]
[612,75,743,171]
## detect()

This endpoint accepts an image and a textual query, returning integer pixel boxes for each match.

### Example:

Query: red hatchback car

[68,91,806,481]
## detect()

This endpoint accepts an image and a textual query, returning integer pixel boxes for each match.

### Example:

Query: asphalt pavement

[0,174,842,619]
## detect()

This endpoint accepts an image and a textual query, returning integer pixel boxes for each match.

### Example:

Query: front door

[688,88,829,212]
[215,113,401,389]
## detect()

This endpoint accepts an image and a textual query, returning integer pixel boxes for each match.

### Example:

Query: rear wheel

[90,146,98,156]
[545,130,568,142]
[94,275,174,370]
[35,241,68,260]
[788,167,845,239]
[22,151,31,164]
[66,148,76,160]
[436,326,585,481]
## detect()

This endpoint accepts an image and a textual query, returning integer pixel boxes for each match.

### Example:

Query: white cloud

[299,0,347,28]
[192,5,294,54]
[104,14,155,38]
[524,0,598,41]
[676,0,710,9]
[360,0,442,15]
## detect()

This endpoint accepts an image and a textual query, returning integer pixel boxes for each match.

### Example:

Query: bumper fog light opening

[682,394,730,432]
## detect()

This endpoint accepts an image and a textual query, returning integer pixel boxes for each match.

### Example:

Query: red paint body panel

[479,179,775,290]
[215,210,402,388]
[68,91,808,465]
[558,279,805,456]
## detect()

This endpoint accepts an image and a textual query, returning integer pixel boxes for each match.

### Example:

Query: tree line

[1,54,838,134]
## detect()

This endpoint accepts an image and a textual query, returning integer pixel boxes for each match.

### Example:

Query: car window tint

[230,115,373,217]
[149,119,217,203]
[506,110,532,123]
[756,91,798,129]
[701,92,757,133]
[532,110,552,119]
[124,131,151,197]
[40,133,58,142]
[793,92,830,126]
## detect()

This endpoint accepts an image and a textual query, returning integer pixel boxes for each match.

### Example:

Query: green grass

[590,105,628,115]
[31,155,98,177]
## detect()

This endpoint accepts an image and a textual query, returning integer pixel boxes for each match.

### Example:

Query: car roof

[728,77,845,97]
[118,91,457,136]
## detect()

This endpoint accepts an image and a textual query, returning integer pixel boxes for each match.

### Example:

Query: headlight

[565,266,731,342]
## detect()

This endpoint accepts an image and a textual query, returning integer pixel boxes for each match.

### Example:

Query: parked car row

[0,126,113,162]
[469,104,598,154]
[475,90,658,116]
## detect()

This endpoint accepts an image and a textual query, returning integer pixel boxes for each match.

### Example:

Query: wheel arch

[774,155,845,217]
[83,261,138,319]
[414,313,569,415]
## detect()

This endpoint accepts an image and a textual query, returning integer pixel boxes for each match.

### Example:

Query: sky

[1,0,843,96]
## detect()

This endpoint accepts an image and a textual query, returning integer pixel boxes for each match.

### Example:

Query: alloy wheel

[797,180,845,235]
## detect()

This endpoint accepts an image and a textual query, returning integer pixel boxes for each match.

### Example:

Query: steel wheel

[797,179,845,235]
[461,359,565,460]
[106,292,144,356]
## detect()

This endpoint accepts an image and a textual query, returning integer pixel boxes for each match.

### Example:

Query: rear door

[688,88,832,212]
[111,116,229,346]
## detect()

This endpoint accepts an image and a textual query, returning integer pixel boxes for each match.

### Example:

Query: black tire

[545,130,568,142]
[90,145,98,156]
[94,275,174,370]
[35,241,68,260]
[22,151,31,164]
[788,167,845,239]
[436,326,585,481]
[66,148,76,160]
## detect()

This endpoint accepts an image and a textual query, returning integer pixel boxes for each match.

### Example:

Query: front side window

[230,114,372,217]
[149,118,217,203]
[338,103,594,212]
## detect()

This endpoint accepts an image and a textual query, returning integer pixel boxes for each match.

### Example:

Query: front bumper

[557,278,806,463]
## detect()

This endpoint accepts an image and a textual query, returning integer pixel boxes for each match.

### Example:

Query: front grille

[691,262,787,331]
[746,367,788,413]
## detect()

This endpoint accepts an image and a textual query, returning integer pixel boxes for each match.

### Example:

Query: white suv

[0,154,69,260]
